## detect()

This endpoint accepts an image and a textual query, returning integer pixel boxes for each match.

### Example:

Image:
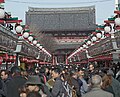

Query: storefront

[0,25,18,69]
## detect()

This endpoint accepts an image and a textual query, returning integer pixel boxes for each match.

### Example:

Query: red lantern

[13,56,16,62]
[10,55,16,63]
[34,60,39,63]
[24,58,28,63]
[2,53,9,62]
[20,57,26,62]
[9,56,13,60]
[27,60,30,63]
[20,57,28,63]
[0,57,3,65]
[6,55,13,62]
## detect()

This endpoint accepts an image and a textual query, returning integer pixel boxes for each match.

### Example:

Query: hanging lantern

[22,58,28,63]
[16,26,23,33]
[3,53,9,62]
[83,44,87,48]
[28,36,33,42]
[9,56,13,60]
[96,33,102,38]
[104,26,111,33]
[36,60,39,63]
[80,47,83,50]
[91,36,97,42]
[115,17,120,26]
[77,49,81,52]
[39,45,43,49]
[42,48,45,51]
[20,57,28,63]
[12,56,16,62]
[23,32,29,38]
[0,9,5,18]
[87,41,91,45]
[9,55,16,63]
[0,57,3,65]
[33,40,37,45]
[36,43,40,47]
[8,55,13,62]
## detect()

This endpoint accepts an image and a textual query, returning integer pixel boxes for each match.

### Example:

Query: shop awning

[88,54,112,62]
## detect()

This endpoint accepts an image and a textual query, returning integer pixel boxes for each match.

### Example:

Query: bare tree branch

[29,24,58,53]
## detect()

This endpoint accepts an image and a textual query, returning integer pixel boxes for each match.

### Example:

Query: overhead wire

[6,0,112,5]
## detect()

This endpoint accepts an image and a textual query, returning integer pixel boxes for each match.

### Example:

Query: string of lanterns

[15,23,52,57]
[68,10,120,60]
[0,1,51,65]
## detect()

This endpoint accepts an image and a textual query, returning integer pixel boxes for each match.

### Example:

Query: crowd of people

[0,63,120,97]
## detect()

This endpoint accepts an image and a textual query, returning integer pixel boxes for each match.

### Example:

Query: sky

[4,0,115,25]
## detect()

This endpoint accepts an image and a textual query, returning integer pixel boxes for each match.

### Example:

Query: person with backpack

[78,69,88,96]
[38,73,53,97]
[60,73,72,97]
[61,72,79,97]
[69,70,81,97]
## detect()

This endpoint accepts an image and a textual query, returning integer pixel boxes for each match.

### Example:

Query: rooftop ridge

[28,5,95,12]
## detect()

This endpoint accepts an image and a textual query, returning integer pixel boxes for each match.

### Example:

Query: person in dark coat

[69,70,81,97]
[116,75,120,82]
[51,68,65,97]
[0,70,12,85]
[6,66,27,97]
[0,79,7,97]
[25,75,47,97]
[38,74,53,97]
[101,74,115,97]
[89,64,95,78]
[116,70,120,82]
[107,71,120,97]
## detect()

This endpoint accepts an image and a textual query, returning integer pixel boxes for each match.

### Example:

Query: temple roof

[25,6,96,55]
[28,6,95,13]
[26,6,96,32]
